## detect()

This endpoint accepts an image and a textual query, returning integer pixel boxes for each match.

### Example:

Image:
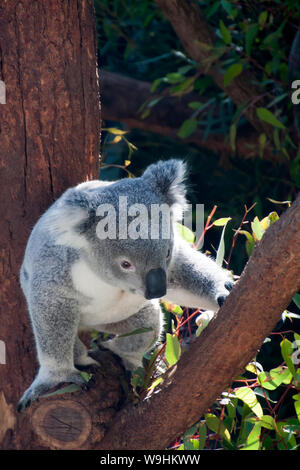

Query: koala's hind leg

[96,300,164,372]
[18,291,87,413]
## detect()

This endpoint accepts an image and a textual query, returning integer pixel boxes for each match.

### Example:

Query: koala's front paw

[216,280,234,307]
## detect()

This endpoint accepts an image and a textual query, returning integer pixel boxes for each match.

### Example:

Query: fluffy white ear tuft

[45,188,91,249]
[142,159,188,219]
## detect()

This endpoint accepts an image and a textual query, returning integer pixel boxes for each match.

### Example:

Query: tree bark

[0,0,104,449]
[101,71,275,161]
[97,194,300,450]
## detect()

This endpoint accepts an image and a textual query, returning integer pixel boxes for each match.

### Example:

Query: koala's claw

[17,398,31,414]
[217,295,227,307]
[216,279,234,307]
[225,281,234,291]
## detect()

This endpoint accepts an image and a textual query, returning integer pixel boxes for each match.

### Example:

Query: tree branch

[97,194,300,450]
[101,71,275,160]
[154,0,277,140]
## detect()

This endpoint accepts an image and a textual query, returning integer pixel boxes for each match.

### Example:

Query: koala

[17,159,233,412]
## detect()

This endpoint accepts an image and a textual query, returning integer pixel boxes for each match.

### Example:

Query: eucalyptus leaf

[118,327,153,338]
[205,413,231,442]
[241,422,261,450]
[165,333,181,367]
[245,24,259,56]
[224,63,243,87]
[257,107,286,129]
[219,20,232,45]
[235,387,263,418]
[215,218,231,266]
[281,339,296,376]
[177,118,197,138]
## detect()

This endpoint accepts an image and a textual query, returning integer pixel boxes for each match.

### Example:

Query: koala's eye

[120,260,135,272]
[166,248,171,259]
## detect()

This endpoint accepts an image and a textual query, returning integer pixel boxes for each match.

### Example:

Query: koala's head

[54,160,187,299]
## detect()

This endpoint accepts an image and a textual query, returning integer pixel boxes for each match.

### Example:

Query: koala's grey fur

[18,160,233,412]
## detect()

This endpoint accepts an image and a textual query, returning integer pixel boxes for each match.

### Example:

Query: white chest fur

[71,259,146,326]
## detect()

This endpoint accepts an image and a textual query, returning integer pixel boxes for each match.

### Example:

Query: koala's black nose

[145,268,167,300]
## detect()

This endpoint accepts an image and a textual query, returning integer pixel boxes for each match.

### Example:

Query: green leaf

[235,387,263,418]
[80,371,93,382]
[258,11,268,28]
[221,0,233,17]
[258,133,266,158]
[205,413,231,442]
[270,366,293,385]
[216,218,231,267]
[219,20,232,45]
[256,107,286,129]
[253,387,277,403]
[103,127,128,135]
[118,327,153,338]
[148,377,163,391]
[245,24,259,56]
[267,211,279,225]
[276,421,297,449]
[178,65,194,74]
[172,304,184,316]
[188,101,203,110]
[175,222,195,243]
[238,230,255,256]
[239,230,253,241]
[165,333,181,366]
[198,422,207,450]
[170,76,195,96]
[206,1,220,19]
[258,366,292,390]
[260,415,275,430]
[251,216,264,241]
[241,422,261,450]
[183,438,199,450]
[245,363,259,375]
[177,118,197,138]
[213,217,232,226]
[147,97,162,108]
[150,78,164,92]
[166,72,185,84]
[230,124,236,152]
[281,339,296,376]
[224,63,243,87]
[43,383,81,397]
[293,294,300,309]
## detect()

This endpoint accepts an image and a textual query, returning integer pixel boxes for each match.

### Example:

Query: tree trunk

[0,0,106,449]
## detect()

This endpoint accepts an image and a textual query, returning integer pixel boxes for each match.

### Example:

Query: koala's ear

[45,188,93,249]
[142,159,188,219]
